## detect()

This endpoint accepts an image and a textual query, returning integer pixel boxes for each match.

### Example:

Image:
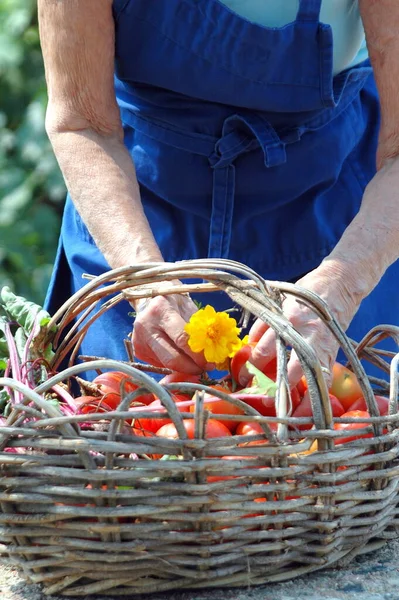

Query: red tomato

[349,395,389,416]
[131,397,187,434]
[296,376,308,398]
[156,419,232,440]
[230,343,253,385]
[329,363,363,411]
[236,421,277,437]
[235,387,300,417]
[74,395,118,414]
[189,386,244,432]
[230,342,277,386]
[334,410,372,445]
[290,387,301,412]
[234,393,276,417]
[291,392,345,431]
[236,421,277,446]
[262,356,278,380]
[92,371,154,405]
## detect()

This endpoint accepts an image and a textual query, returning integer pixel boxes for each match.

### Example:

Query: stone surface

[1,539,399,600]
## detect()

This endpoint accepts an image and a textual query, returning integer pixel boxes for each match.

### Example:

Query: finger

[131,336,165,368]
[249,327,277,372]
[162,309,210,371]
[133,320,203,374]
[168,295,216,370]
[149,331,203,373]
[286,350,304,389]
[137,296,209,371]
[248,319,269,343]
[177,295,198,322]
[287,349,333,390]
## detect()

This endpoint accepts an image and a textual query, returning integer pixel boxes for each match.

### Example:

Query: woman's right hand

[131,287,211,373]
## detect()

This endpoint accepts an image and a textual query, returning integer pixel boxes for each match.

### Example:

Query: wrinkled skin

[243,263,359,388]
[132,157,399,386]
[131,284,212,373]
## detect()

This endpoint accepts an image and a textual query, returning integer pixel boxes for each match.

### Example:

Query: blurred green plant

[0,0,65,304]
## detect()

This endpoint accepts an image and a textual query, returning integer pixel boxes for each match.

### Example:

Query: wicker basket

[1,258,399,597]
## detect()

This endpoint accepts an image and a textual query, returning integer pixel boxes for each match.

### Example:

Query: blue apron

[45,0,399,377]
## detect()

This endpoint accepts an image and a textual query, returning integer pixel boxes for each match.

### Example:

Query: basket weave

[1,258,399,597]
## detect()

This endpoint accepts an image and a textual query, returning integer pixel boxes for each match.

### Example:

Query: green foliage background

[0,0,65,305]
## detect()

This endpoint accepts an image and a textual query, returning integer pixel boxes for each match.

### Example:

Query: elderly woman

[39,0,399,384]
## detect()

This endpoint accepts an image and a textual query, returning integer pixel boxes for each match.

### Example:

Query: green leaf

[239,362,278,397]
[14,326,27,361]
[0,287,56,368]
[46,398,60,409]
[0,286,52,334]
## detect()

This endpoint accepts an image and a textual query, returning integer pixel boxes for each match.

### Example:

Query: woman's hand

[131,284,211,373]
[240,260,361,388]
[240,154,399,388]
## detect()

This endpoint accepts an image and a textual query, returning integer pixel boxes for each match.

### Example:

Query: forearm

[360,0,399,164]
[316,2,399,300]
[49,128,163,268]
[324,158,399,302]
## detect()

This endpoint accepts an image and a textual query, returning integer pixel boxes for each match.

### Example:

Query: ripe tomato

[334,410,372,445]
[236,421,277,446]
[74,395,118,414]
[291,392,345,431]
[349,395,389,416]
[189,385,244,432]
[236,421,277,436]
[234,393,275,416]
[131,397,187,434]
[92,371,154,405]
[329,363,363,411]
[290,387,301,412]
[262,356,278,380]
[230,344,253,385]
[156,419,232,440]
[230,342,277,386]
[236,386,300,417]
[296,376,308,398]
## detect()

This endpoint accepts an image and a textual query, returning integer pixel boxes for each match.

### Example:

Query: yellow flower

[184,305,241,364]
[215,357,230,372]
[214,334,249,371]
[230,334,249,356]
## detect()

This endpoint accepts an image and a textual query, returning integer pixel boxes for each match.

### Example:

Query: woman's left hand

[239,260,363,388]
[239,154,399,389]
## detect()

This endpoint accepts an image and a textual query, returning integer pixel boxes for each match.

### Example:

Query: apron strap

[296,0,322,22]
[208,114,287,258]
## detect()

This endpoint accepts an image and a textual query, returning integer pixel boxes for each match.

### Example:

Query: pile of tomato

[60,345,392,527]
[72,341,388,449]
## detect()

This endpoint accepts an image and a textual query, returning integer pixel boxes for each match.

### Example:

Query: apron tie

[119,107,287,258]
[208,114,287,258]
